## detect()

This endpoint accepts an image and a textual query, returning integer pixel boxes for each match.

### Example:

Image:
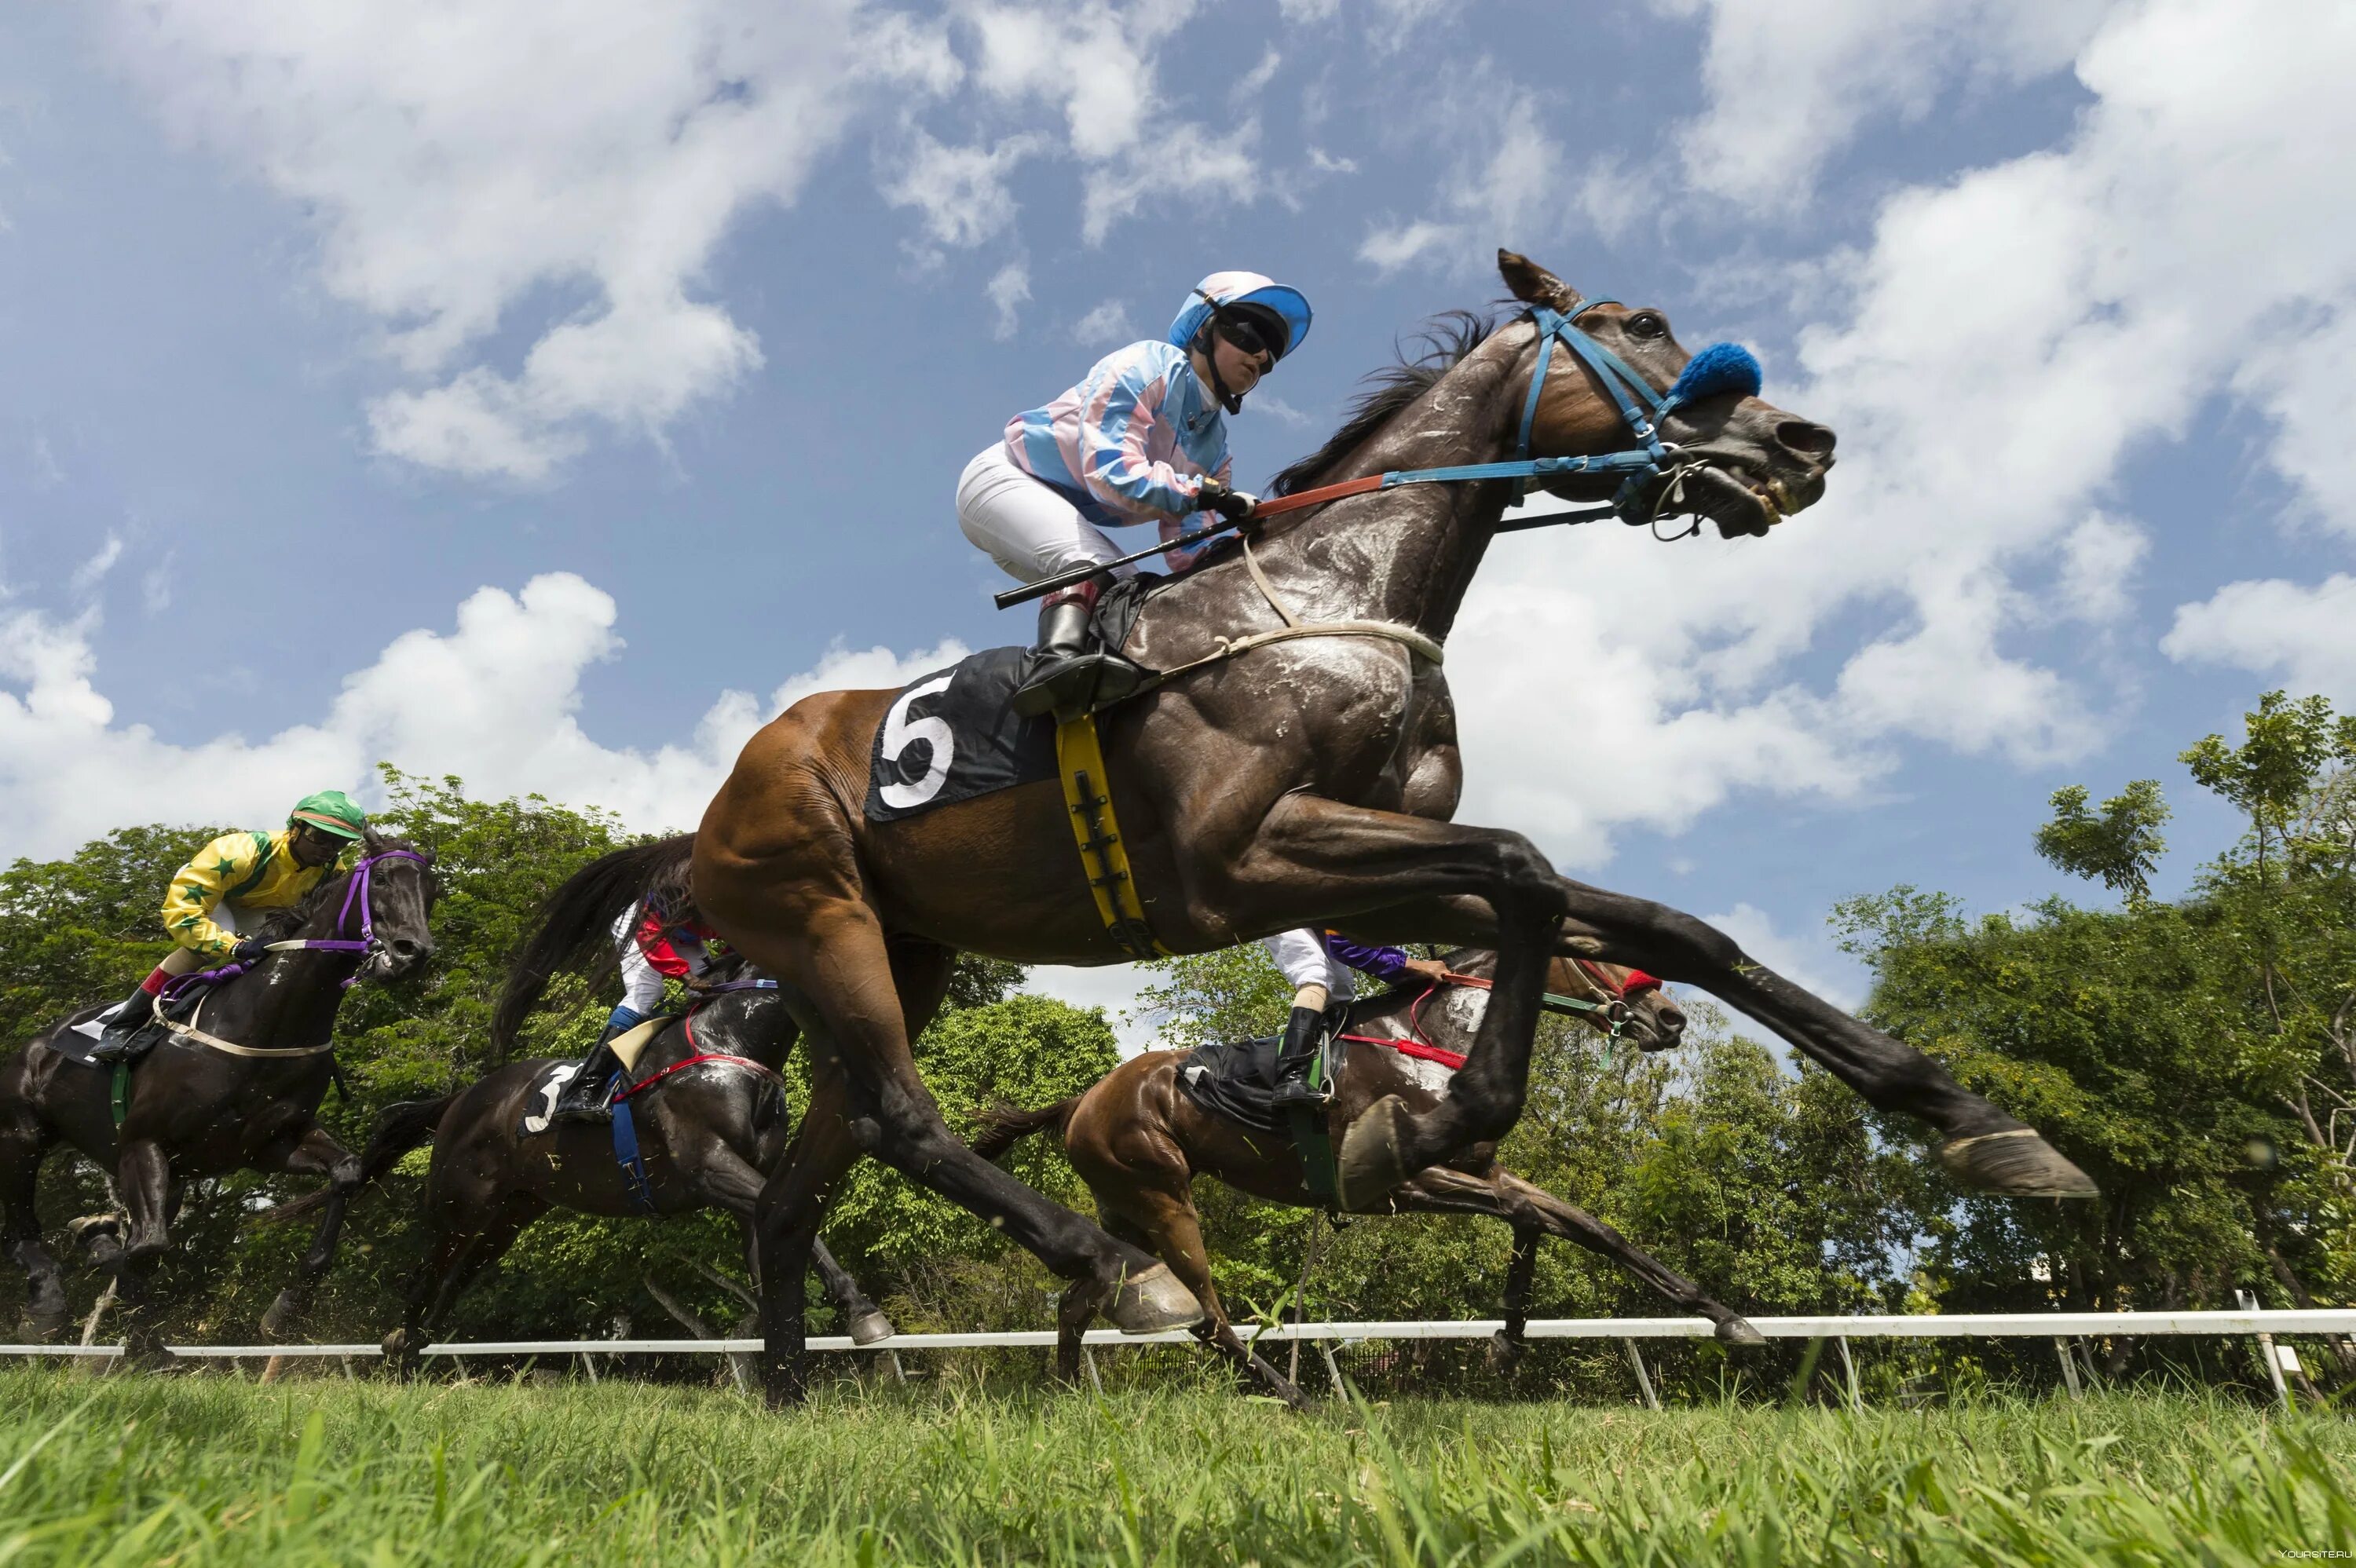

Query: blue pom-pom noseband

[1662,340,1763,413]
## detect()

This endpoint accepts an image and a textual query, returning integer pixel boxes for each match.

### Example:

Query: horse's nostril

[1658,1004,1687,1033]
[392,939,426,961]
[1776,418,1836,460]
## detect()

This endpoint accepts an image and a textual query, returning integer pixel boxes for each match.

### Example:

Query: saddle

[57,984,208,1068]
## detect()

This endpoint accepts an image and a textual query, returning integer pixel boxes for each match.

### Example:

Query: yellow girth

[1055,713,1170,960]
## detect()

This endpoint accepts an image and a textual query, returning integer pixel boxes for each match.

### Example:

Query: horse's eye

[1627,312,1666,339]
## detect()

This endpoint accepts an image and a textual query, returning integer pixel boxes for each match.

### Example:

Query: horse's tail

[492,834,696,1056]
[251,1093,454,1226]
[970,1098,1079,1162]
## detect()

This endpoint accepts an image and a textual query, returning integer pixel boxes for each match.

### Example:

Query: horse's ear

[1498,250,1580,312]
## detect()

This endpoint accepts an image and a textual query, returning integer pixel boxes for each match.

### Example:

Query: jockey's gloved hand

[1196,477,1257,523]
[230,938,270,966]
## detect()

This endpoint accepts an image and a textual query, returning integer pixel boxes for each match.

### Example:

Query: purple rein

[158,849,428,1003]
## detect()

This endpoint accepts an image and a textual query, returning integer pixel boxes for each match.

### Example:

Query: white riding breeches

[613,908,666,1014]
[1263,929,1359,1004]
[957,445,1137,584]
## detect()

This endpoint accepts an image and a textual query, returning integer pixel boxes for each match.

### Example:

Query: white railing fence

[5,1310,2348,1409]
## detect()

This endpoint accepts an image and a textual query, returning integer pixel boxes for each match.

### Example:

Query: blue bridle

[1340,300,1766,529]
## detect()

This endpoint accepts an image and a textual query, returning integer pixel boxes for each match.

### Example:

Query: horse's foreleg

[1397,1166,1763,1345]
[696,1131,894,1350]
[752,1059,862,1407]
[388,1201,537,1378]
[1308,874,2096,1198]
[734,905,1199,1393]
[0,1117,64,1336]
[257,1122,364,1340]
[1198,795,1568,1207]
[809,1238,893,1347]
[1494,1225,1538,1368]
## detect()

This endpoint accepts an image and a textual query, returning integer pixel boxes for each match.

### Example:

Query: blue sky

[4,0,2352,1030]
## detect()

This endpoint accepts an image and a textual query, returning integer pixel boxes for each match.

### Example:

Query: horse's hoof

[18,1310,68,1344]
[1108,1263,1202,1335]
[120,1236,168,1266]
[1337,1095,1414,1212]
[1716,1316,1767,1347]
[847,1310,895,1347]
[1938,1128,2099,1198]
[1485,1332,1527,1372]
[260,1290,301,1341]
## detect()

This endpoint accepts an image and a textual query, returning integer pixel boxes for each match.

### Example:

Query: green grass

[0,1367,2349,1565]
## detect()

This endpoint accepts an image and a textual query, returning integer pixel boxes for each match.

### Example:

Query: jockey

[1262,928,1448,1109]
[550,895,737,1124]
[85,791,369,1061]
[959,271,1313,718]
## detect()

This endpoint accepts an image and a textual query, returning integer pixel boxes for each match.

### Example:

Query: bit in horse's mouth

[1677,462,1783,538]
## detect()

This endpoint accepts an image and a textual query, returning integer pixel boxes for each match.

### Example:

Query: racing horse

[325,840,892,1372]
[974,949,1764,1405]
[692,249,2096,1403]
[0,835,437,1354]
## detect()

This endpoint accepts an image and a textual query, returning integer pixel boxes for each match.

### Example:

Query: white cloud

[108,2,958,481]
[0,571,964,857]
[1026,962,1159,1055]
[1071,298,1136,345]
[68,534,123,598]
[883,128,1040,250]
[2163,576,2356,700]
[985,261,1031,341]
[1356,77,1578,276]
[1664,0,2109,210]
[959,0,1262,245]
[2052,511,2146,625]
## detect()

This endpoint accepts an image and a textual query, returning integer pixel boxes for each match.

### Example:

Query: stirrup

[1011,652,1147,719]
[1268,1073,1333,1110]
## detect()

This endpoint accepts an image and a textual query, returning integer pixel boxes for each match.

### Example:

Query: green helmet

[288,789,368,841]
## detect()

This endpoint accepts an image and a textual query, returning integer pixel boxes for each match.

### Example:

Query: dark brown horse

[358,981,892,1372]
[347,841,891,1371]
[975,950,1762,1405]
[692,249,2094,1403]
[0,833,437,1352]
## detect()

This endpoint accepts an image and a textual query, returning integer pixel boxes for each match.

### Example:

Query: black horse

[338,842,892,1372]
[0,833,437,1353]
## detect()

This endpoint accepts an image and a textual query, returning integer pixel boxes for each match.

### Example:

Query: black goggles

[1216,316,1276,368]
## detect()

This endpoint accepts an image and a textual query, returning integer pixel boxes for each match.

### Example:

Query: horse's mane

[253,829,430,941]
[1267,311,1498,496]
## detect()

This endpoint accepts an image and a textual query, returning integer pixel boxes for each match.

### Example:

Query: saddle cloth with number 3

[864,645,1059,824]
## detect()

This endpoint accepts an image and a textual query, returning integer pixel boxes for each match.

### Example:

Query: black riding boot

[1267,1004,1334,1110]
[86,985,158,1064]
[1010,598,1144,719]
[549,1029,628,1125]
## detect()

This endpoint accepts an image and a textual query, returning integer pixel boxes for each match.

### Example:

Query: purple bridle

[161,848,431,1000]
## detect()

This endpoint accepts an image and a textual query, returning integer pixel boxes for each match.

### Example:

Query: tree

[2035,780,2171,903]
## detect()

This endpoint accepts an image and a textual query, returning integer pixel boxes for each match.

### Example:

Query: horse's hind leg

[258,1122,365,1339]
[1184,794,1568,1210]
[1399,1166,1764,1346]
[108,1140,174,1364]
[1107,1190,1304,1409]
[0,1120,65,1337]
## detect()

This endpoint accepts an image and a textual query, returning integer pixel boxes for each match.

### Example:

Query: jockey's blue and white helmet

[1169,272,1313,362]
